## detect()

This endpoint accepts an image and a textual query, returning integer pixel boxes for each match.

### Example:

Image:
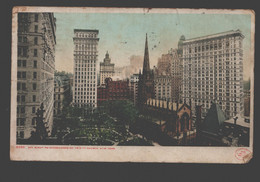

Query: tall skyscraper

[17,13,56,139]
[129,73,139,105]
[181,30,244,119]
[156,54,171,75]
[137,34,155,106]
[99,51,115,85]
[169,48,182,103]
[72,29,99,110]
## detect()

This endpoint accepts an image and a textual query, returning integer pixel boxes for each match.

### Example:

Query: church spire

[142,33,150,76]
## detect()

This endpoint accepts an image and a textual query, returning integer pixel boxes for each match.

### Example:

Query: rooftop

[201,102,226,135]
[74,29,99,33]
[183,29,244,43]
[225,114,250,128]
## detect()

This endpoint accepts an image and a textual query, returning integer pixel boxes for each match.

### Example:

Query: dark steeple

[142,33,150,76]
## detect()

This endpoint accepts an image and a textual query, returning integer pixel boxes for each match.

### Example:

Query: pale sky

[54,12,252,79]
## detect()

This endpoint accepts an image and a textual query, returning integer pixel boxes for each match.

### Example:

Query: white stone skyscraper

[17,13,56,139]
[72,29,99,110]
[181,30,244,119]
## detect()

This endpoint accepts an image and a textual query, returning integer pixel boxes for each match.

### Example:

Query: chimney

[233,116,238,125]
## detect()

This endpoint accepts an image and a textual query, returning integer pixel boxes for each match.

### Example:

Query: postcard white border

[10,7,255,163]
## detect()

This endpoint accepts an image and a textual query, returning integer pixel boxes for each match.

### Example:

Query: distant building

[97,78,130,106]
[99,51,115,85]
[54,76,71,116]
[137,34,155,106]
[72,29,99,110]
[169,48,182,102]
[129,74,139,105]
[156,54,171,75]
[181,30,244,119]
[129,55,143,74]
[154,74,172,101]
[17,13,56,139]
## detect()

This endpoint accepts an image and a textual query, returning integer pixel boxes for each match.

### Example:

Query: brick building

[97,78,130,106]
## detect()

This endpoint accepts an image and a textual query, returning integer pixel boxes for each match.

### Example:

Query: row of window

[17,117,37,127]
[17,82,37,91]
[75,33,97,38]
[19,59,37,68]
[17,71,37,79]
[18,47,38,57]
[17,106,38,114]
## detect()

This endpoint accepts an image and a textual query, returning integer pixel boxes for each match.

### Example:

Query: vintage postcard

[10,7,255,163]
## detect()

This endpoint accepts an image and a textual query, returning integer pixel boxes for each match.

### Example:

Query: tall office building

[129,73,139,105]
[181,30,244,119]
[72,29,99,110]
[156,54,171,75]
[99,51,115,85]
[169,48,182,103]
[17,13,56,139]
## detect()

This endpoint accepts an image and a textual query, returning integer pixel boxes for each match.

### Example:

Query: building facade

[17,13,56,139]
[169,48,182,103]
[97,78,130,106]
[181,30,244,119]
[99,51,115,85]
[72,29,99,110]
[154,74,172,101]
[54,75,71,116]
[129,74,139,105]
[156,54,171,75]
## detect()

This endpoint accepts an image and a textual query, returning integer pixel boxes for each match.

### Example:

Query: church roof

[201,102,226,135]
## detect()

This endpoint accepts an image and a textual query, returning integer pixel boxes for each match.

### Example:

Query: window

[33,83,37,90]
[17,95,20,102]
[33,60,37,68]
[34,49,37,57]
[20,131,24,139]
[34,37,38,45]
[32,118,36,125]
[22,83,26,90]
[18,46,28,57]
[21,95,25,102]
[34,25,38,33]
[22,71,26,78]
[22,60,26,67]
[34,14,38,22]
[33,95,36,102]
[18,60,22,67]
[32,107,36,113]
[21,107,25,113]
[20,118,25,126]
[33,72,37,79]
[17,83,21,90]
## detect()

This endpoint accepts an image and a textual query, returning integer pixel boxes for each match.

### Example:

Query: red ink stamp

[235,148,252,162]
